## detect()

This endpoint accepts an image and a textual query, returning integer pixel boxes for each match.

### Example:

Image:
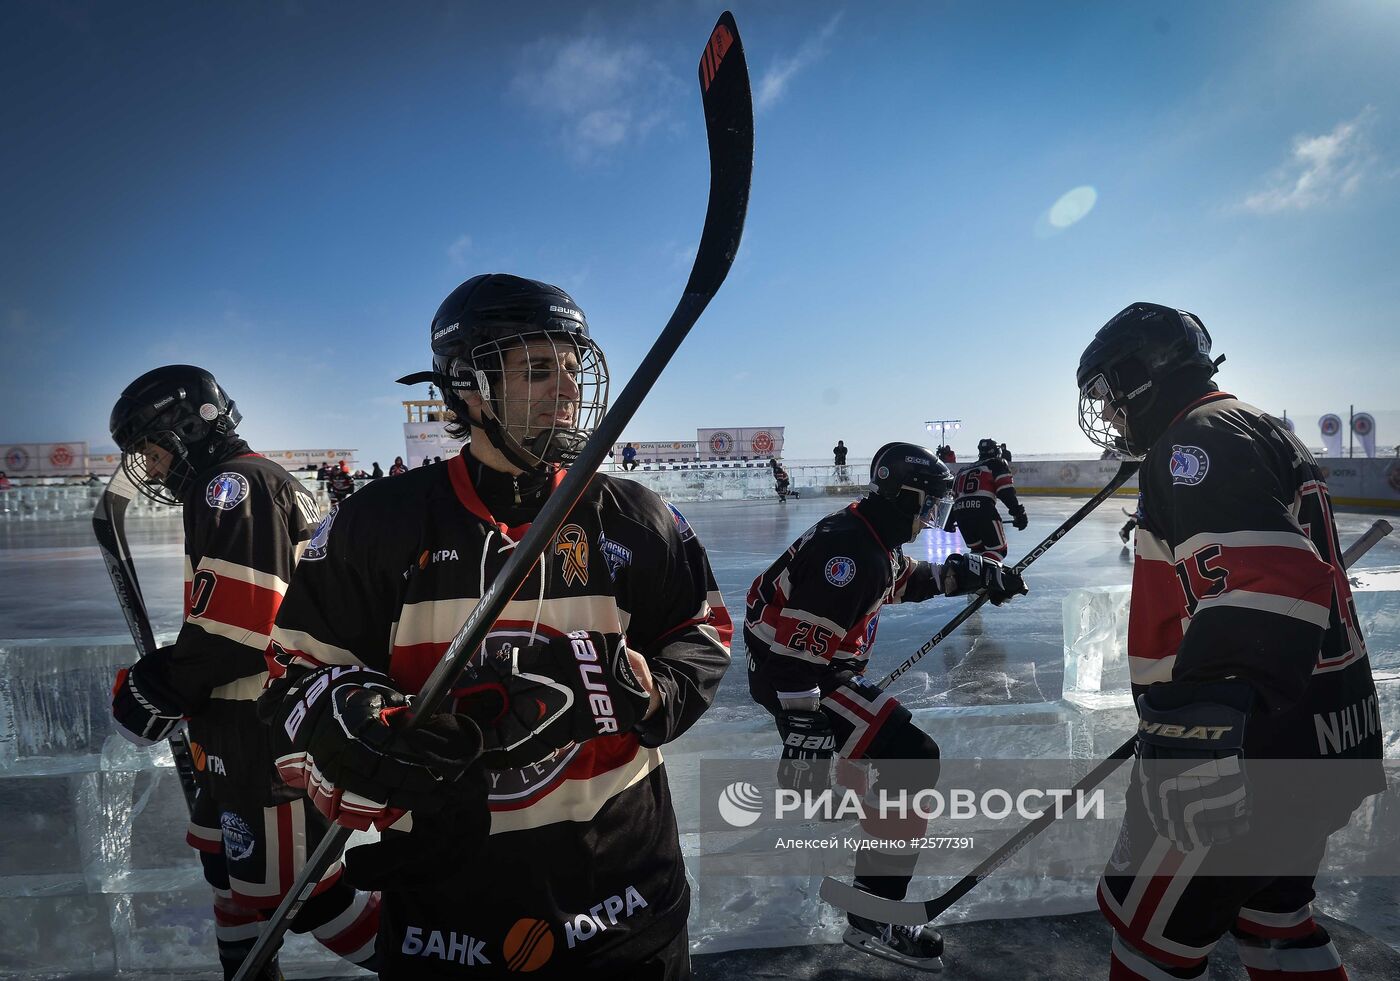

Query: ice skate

[843,912,944,972]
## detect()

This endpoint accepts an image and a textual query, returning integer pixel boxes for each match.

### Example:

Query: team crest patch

[205,472,249,510]
[665,501,695,542]
[219,811,256,862]
[1168,445,1209,486]
[825,556,857,587]
[301,509,337,562]
[598,531,632,581]
[555,524,589,587]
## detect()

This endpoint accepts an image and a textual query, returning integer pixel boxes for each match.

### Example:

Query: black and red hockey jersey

[744,501,939,700]
[1128,394,1382,802]
[268,456,731,977]
[951,455,1020,515]
[160,450,325,891]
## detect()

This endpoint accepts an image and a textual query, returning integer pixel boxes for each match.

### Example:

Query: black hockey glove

[343,766,492,891]
[1135,681,1253,852]
[111,649,185,747]
[775,709,836,794]
[454,630,651,770]
[940,553,1027,605]
[1009,505,1028,531]
[261,664,483,831]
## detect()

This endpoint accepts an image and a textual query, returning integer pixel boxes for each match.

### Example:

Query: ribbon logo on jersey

[1168,445,1210,487]
[554,524,589,587]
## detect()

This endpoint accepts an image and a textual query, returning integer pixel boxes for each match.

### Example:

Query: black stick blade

[686,10,753,299]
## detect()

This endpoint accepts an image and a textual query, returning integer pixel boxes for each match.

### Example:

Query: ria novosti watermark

[718,781,1105,828]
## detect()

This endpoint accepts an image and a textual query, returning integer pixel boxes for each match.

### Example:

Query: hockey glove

[111,650,186,747]
[261,664,484,831]
[940,553,1028,605]
[344,766,491,891]
[1009,505,1028,531]
[775,709,836,794]
[1135,681,1253,852]
[454,630,651,770]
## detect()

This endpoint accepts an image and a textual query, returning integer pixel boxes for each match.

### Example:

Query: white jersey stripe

[1193,589,1331,628]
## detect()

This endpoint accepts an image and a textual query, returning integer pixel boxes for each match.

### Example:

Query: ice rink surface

[2,494,1397,977]
[6,492,1396,711]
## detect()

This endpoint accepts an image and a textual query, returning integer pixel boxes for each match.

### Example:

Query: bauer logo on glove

[452,628,651,770]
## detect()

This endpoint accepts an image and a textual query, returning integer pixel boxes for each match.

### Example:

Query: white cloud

[447,233,472,268]
[1239,108,1378,214]
[755,12,843,113]
[510,35,678,160]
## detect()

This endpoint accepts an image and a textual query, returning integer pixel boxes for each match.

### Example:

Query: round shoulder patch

[664,500,696,542]
[301,509,337,562]
[824,555,858,587]
[205,471,250,510]
[1168,445,1210,486]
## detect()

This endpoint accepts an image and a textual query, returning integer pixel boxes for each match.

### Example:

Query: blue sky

[4,1,1398,466]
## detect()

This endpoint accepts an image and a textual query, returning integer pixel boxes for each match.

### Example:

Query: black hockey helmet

[398,273,608,472]
[977,438,1001,460]
[869,441,954,529]
[109,365,241,505]
[1076,302,1223,457]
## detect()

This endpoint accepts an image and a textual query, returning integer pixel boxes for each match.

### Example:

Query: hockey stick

[1341,517,1392,568]
[232,13,752,979]
[92,469,200,812]
[822,516,1394,926]
[881,460,1141,691]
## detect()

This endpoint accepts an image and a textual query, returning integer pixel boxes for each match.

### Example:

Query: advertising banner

[261,449,359,472]
[404,422,461,468]
[1353,412,1377,458]
[0,442,89,475]
[697,427,785,460]
[612,441,698,464]
[1319,414,1344,457]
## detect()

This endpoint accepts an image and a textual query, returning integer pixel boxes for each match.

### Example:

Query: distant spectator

[84,472,101,486]
[621,442,639,471]
[327,461,355,508]
[352,469,370,479]
[317,462,332,481]
[0,471,11,491]
[1000,443,1012,464]
[936,445,956,465]
[389,456,407,476]
[832,439,849,482]
[419,458,430,468]
[371,462,384,479]
[433,456,443,465]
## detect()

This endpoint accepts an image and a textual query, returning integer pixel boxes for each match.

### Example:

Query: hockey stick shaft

[881,460,1141,690]
[232,14,752,979]
[93,469,200,812]
[822,517,1392,925]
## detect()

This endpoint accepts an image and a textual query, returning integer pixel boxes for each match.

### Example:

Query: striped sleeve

[162,472,309,706]
[267,501,394,679]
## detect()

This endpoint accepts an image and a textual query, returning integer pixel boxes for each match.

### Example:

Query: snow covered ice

[2,495,1398,975]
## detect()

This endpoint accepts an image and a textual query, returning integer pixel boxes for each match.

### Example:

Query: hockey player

[106,366,379,980]
[946,437,1026,561]
[1119,493,1143,547]
[745,442,1027,970]
[258,274,732,979]
[327,460,356,508]
[771,457,791,502]
[1077,303,1384,980]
